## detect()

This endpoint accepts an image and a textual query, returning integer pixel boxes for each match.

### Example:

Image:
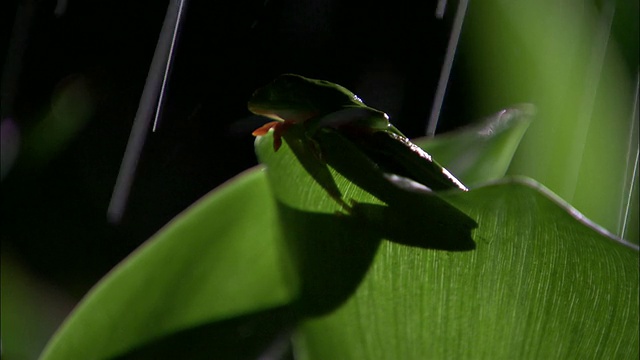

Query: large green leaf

[39,169,293,360]
[40,106,637,359]
[295,179,638,359]
[254,124,639,358]
[37,106,531,359]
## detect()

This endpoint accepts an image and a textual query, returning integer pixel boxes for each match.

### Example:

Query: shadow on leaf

[278,197,476,317]
[267,122,478,317]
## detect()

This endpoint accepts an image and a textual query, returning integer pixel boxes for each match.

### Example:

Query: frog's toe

[252,121,280,136]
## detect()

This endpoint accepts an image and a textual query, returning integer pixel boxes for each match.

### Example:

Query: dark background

[2,0,474,297]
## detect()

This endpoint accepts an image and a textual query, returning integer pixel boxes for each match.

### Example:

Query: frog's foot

[252,121,280,136]
[252,121,293,151]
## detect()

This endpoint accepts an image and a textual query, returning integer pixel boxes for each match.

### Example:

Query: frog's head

[248,74,366,123]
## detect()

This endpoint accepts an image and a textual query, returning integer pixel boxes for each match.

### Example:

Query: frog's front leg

[252,120,294,151]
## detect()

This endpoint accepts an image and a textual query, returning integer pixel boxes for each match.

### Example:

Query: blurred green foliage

[466,0,638,242]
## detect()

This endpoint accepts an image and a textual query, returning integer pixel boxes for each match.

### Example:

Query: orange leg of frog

[252,121,294,151]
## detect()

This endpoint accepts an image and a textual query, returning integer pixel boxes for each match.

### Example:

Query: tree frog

[250,74,398,149]
[249,74,467,193]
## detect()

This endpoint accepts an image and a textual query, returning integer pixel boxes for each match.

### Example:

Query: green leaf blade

[297,180,638,359]
[39,169,293,360]
[254,117,638,359]
[415,105,534,186]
